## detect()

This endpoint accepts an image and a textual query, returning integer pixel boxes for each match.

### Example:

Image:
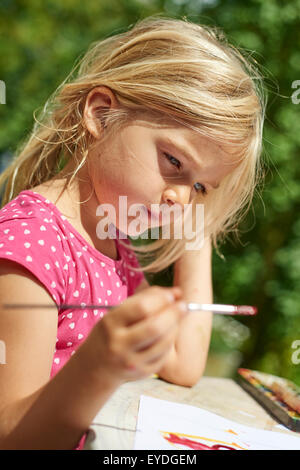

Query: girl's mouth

[147,208,161,224]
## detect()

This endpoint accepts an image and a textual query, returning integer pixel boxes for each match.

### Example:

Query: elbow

[158,365,206,388]
[176,370,205,388]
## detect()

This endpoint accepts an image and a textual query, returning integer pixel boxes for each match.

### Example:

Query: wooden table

[84,375,300,450]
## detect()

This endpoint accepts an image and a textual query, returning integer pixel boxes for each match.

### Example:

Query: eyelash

[163,152,207,195]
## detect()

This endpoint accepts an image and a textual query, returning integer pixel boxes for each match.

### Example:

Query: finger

[125,325,178,373]
[122,300,187,351]
[109,285,182,326]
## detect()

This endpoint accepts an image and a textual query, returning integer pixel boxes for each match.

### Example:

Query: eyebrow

[163,137,220,189]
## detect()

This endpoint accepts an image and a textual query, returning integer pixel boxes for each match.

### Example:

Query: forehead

[159,125,241,168]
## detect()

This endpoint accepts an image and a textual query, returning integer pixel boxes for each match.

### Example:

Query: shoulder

[0,191,68,304]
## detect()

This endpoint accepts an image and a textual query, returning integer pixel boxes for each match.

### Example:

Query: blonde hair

[0,15,266,273]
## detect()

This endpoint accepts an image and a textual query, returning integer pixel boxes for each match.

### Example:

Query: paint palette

[237,368,300,432]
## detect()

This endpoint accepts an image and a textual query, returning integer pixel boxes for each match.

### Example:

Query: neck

[40,158,120,259]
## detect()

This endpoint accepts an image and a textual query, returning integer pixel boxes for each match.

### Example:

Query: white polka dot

[100,262,105,267]
[51,246,56,252]
[69,322,75,329]
[116,282,120,287]
[45,263,51,270]
[64,254,70,262]
[77,252,82,258]
[67,342,72,347]
[83,312,88,318]
[67,312,73,319]
[57,235,61,241]
[26,256,33,262]
[55,261,59,268]
[93,310,98,316]
[81,282,85,288]
[73,290,79,297]
[40,225,46,231]
[27,211,33,216]
[108,270,111,276]
[63,264,68,270]
[90,257,94,264]
[82,246,87,251]
[24,229,30,235]
[107,290,112,296]
[70,232,74,238]
[54,358,60,364]
[4,229,10,234]
[8,236,14,240]
[0,243,3,248]
[71,351,75,356]
[69,277,73,284]
[100,281,104,287]
[5,251,13,255]
[51,281,56,288]
[80,302,86,307]
[38,240,45,246]
[95,272,99,278]
[78,334,84,340]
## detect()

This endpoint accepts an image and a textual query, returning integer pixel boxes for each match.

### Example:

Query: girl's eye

[163,152,207,195]
[194,182,207,196]
[163,152,181,170]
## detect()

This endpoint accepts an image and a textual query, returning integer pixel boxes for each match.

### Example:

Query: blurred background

[0,0,300,384]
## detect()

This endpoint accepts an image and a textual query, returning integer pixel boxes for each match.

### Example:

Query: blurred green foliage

[1,0,300,384]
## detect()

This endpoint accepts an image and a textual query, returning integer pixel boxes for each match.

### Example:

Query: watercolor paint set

[237,368,300,432]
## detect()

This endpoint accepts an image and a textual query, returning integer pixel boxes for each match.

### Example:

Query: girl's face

[87,121,239,237]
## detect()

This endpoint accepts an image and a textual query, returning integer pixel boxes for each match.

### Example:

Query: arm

[154,239,213,387]
[0,261,186,449]
[0,260,120,449]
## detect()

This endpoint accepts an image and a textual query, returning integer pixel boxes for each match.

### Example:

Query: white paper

[134,395,300,450]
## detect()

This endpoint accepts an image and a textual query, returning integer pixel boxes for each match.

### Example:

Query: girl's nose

[161,186,192,208]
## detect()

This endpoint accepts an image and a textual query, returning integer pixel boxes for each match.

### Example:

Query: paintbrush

[1,302,257,315]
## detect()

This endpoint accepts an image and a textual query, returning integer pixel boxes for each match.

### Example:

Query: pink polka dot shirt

[0,190,146,449]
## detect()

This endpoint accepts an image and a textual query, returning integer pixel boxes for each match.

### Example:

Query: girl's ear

[83,86,119,139]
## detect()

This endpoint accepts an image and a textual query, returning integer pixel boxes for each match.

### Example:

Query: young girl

[0,16,265,449]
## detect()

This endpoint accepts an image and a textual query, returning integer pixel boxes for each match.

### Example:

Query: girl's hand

[84,286,187,386]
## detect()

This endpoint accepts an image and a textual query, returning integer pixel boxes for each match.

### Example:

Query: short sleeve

[0,217,65,305]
